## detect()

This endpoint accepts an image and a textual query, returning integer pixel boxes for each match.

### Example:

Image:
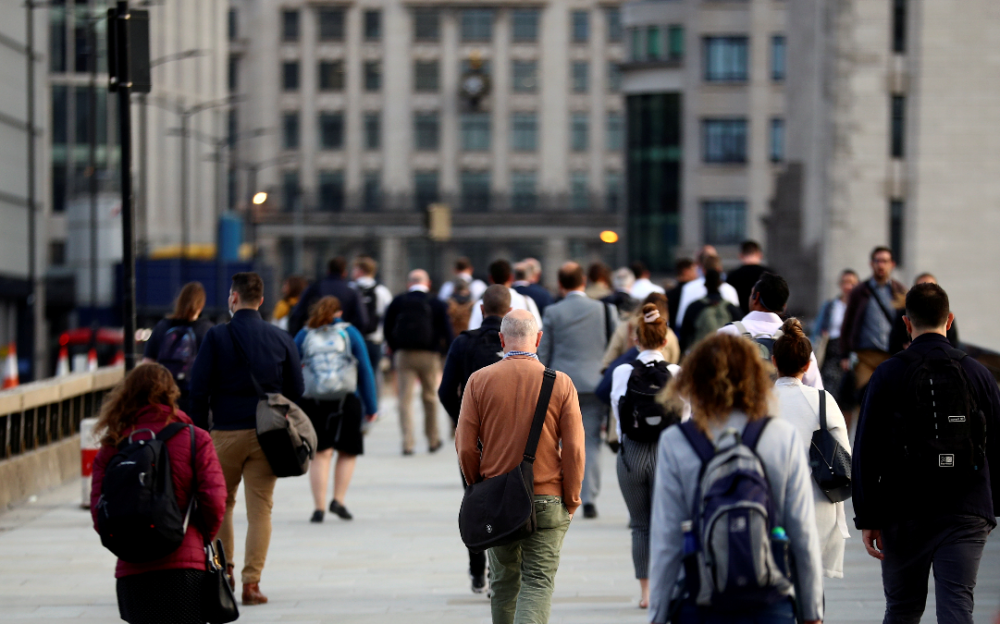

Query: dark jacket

[189,309,304,430]
[288,275,370,337]
[664,282,688,332]
[888,308,960,354]
[840,277,907,354]
[438,315,503,425]
[514,283,554,315]
[383,289,454,355]
[726,264,774,316]
[852,334,1000,530]
[143,317,213,362]
[90,406,227,578]
[678,293,742,353]
[603,290,638,319]
[596,346,639,405]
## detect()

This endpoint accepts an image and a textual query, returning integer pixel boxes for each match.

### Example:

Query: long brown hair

[96,363,180,446]
[306,296,342,329]
[170,282,206,321]
[773,318,812,377]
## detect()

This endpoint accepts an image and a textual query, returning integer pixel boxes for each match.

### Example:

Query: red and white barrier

[80,418,100,509]
[55,347,70,377]
[86,348,98,372]
[2,343,18,389]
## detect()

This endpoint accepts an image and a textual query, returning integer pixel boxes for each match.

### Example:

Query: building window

[282,10,299,42]
[461,170,491,211]
[318,8,345,42]
[571,113,589,152]
[606,8,622,42]
[74,15,92,73]
[571,171,589,210]
[282,112,299,150]
[631,28,643,61]
[414,61,440,92]
[414,9,440,41]
[606,170,622,211]
[703,200,746,245]
[770,118,785,162]
[282,170,300,211]
[512,9,539,42]
[228,9,238,40]
[571,10,589,43]
[228,55,238,92]
[892,0,907,53]
[365,10,381,41]
[364,61,381,91]
[319,170,345,212]
[511,113,538,152]
[319,112,344,150]
[414,170,439,209]
[318,60,345,91]
[364,113,380,150]
[607,112,623,151]
[891,95,905,158]
[512,61,538,92]
[414,112,440,151]
[704,36,749,82]
[50,241,67,267]
[52,84,68,146]
[511,171,537,210]
[462,9,493,42]
[771,35,786,81]
[608,62,622,92]
[668,25,685,60]
[647,26,661,60]
[364,172,381,211]
[571,61,589,93]
[703,118,748,163]
[50,6,67,72]
[461,113,491,152]
[890,199,905,263]
[282,61,300,91]
[227,109,238,147]
[461,58,492,76]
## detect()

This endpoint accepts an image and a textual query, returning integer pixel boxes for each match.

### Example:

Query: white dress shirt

[675,277,741,327]
[629,277,666,302]
[438,272,487,302]
[717,311,824,389]
[467,286,543,330]
[610,349,684,439]
[351,276,393,343]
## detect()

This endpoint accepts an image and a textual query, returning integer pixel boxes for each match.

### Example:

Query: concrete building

[229,0,626,292]
[619,0,787,272]
[775,0,1000,347]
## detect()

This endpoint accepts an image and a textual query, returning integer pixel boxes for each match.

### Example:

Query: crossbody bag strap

[864,281,897,326]
[603,303,613,346]
[523,368,558,463]
[226,322,266,399]
[183,425,200,536]
[818,390,828,431]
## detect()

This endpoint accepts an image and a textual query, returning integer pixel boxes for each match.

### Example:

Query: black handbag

[809,390,853,503]
[459,368,557,554]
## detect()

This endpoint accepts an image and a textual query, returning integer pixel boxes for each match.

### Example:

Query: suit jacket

[538,291,618,393]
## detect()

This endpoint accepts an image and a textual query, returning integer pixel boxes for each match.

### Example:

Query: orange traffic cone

[86,348,98,372]
[2,343,18,389]
[56,347,70,377]
[111,350,124,367]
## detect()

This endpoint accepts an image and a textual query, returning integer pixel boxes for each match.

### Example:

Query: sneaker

[470,572,487,594]
[329,499,353,520]
[309,510,324,523]
[583,503,598,519]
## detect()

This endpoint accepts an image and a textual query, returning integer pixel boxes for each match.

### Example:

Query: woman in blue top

[294,296,378,523]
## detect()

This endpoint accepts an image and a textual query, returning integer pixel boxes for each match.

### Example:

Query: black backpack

[618,360,680,443]
[464,327,504,375]
[892,345,987,483]
[357,283,380,335]
[157,323,198,384]
[96,423,194,563]
[391,296,435,351]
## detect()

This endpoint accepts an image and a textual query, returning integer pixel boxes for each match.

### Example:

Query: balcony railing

[272,191,624,215]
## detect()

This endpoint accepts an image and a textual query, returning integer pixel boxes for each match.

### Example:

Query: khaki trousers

[211,429,277,585]
[855,349,891,390]
[395,349,441,453]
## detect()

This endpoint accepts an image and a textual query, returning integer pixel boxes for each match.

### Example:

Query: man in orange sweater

[456,309,585,624]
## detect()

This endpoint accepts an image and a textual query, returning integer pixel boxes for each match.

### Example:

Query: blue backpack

[157,325,198,384]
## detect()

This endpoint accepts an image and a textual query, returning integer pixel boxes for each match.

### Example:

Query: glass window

[414,9,440,41]
[282,61,300,91]
[318,8,345,41]
[891,95,906,158]
[511,171,537,210]
[228,8,238,41]
[771,35,786,81]
[364,112,380,150]
[631,28,643,61]
[571,10,589,43]
[512,9,539,42]
[318,170,345,211]
[770,118,785,162]
[50,6,67,72]
[608,62,622,92]
[227,109,237,147]
[414,112,440,151]
[414,61,440,92]
[282,10,299,42]
[571,113,589,152]
[364,61,381,91]
[511,113,538,152]
[365,10,381,41]
[703,118,748,163]
[52,84,68,146]
[572,61,589,93]
[607,112,623,151]
[704,36,749,82]
[318,60,344,91]
[282,112,299,150]
[571,171,589,211]
[512,61,537,93]
[606,170,622,211]
[414,171,439,210]
[702,200,746,245]
[74,9,92,73]
[228,55,238,92]
[282,170,300,211]
[364,172,381,211]
[319,112,344,150]
[606,8,622,43]
[668,26,685,60]
[647,26,661,60]
[461,170,491,211]
[73,86,89,144]
[892,0,907,54]
[461,113,491,152]
[890,199,905,263]
[462,9,493,42]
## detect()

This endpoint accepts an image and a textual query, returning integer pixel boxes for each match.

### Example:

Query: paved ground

[1,392,998,623]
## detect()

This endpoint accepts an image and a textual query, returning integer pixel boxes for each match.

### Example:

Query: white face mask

[228,293,237,317]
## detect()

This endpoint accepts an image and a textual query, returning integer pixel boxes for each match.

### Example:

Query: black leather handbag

[459,368,557,554]
[809,390,853,503]
[202,538,239,624]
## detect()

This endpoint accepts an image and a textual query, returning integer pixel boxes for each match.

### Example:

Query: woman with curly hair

[647,334,825,624]
[90,364,227,624]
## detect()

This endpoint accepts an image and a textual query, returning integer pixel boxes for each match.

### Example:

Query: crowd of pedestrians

[88,242,998,624]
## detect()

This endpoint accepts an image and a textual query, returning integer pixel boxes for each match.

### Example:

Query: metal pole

[25,2,39,379]
[180,111,189,285]
[137,93,147,257]
[247,164,257,265]
[214,142,224,314]
[116,1,137,372]
[89,22,99,325]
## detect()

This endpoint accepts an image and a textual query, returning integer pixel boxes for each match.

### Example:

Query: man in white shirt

[675,251,741,328]
[628,260,665,302]
[717,272,824,389]
[438,257,487,303]
[468,259,543,330]
[350,256,393,385]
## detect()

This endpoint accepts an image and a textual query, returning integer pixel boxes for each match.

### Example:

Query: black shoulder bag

[459,368,557,554]
[809,390,853,503]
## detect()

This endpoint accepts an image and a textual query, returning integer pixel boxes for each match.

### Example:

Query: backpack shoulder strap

[156,422,189,442]
[818,390,828,431]
[523,368,558,463]
[731,321,751,339]
[679,420,715,465]
[741,417,771,451]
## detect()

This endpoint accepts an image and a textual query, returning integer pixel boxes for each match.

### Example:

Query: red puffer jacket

[90,405,227,578]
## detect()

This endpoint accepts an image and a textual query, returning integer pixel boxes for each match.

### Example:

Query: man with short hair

[604,266,638,318]
[628,260,665,302]
[288,256,370,336]
[190,272,304,606]
[888,272,960,354]
[726,240,776,316]
[539,262,618,519]
[456,309,585,624]
[468,259,543,330]
[438,256,488,303]
[674,251,741,328]
[665,258,698,332]
[350,255,393,380]
[513,259,554,314]
[853,283,1000,624]
[383,269,454,455]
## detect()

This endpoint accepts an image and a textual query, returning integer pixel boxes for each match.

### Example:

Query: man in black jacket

[853,283,999,624]
[383,269,453,455]
[287,256,370,336]
[189,272,304,607]
[725,240,774,316]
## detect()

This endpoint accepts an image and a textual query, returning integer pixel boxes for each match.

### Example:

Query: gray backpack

[693,299,736,346]
[732,321,783,365]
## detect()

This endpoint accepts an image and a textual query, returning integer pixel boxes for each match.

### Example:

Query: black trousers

[881,514,991,624]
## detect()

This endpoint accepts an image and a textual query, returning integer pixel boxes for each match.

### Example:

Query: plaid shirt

[503,350,539,360]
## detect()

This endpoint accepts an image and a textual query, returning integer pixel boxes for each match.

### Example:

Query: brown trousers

[855,349,892,390]
[395,349,441,453]
[211,429,277,585]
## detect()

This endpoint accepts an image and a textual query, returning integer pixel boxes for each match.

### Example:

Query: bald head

[499,309,542,353]
[408,269,430,287]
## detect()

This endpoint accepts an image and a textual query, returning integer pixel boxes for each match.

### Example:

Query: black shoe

[402,448,414,456]
[583,503,598,519]
[470,572,486,594]
[329,499,353,520]
[309,510,324,523]
[429,441,442,453]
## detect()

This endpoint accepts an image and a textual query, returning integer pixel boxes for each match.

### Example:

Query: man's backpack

[678,419,793,611]
[618,360,680,443]
[157,324,198,384]
[448,299,475,335]
[391,296,435,351]
[357,284,381,336]
[693,299,736,346]
[464,326,504,375]
[96,423,195,564]
[302,324,358,401]
[732,321,783,363]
